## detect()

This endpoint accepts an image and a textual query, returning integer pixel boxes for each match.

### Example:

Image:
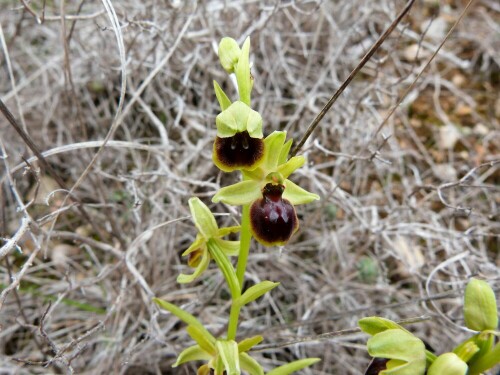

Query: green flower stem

[227,204,252,340]
[426,349,438,364]
[236,204,252,288]
[227,303,241,341]
[468,340,500,375]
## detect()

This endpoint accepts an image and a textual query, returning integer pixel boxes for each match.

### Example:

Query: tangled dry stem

[0,0,499,374]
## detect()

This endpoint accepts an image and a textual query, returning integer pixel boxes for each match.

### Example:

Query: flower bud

[464,278,498,331]
[250,183,298,246]
[428,353,468,375]
[218,37,241,73]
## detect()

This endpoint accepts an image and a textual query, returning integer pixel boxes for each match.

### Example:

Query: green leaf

[464,278,498,331]
[239,352,264,375]
[208,239,241,300]
[237,335,264,353]
[216,340,240,375]
[266,358,321,375]
[212,180,261,206]
[427,353,468,375]
[358,317,407,336]
[218,37,241,73]
[189,197,218,239]
[172,344,212,367]
[153,298,215,342]
[282,179,319,205]
[215,101,263,138]
[277,156,305,179]
[237,281,280,307]
[186,325,216,356]
[214,80,232,111]
[235,37,251,106]
[366,329,426,375]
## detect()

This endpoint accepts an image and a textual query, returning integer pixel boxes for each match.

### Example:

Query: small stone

[438,124,461,149]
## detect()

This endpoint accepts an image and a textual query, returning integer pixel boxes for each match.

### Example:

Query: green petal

[213,238,240,256]
[282,180,319,205]
[189,197,218,239]
[278,139,293,165]
[214,80,232,111]
[173,345,212,367]
[212,180,261,206]
[277,156,304,179]
[186,325,217,356]
[215,101,263,138]
[216,226,241,237]
[239,352,264,375]
[177,250,210,284]
[182,235,206,256]
[216,340,240,375]
[266,358,321,375]
[263,131,287,171]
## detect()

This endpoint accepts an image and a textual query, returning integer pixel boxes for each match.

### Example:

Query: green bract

[177,197,240,283]
[212,131,319,206]
[463,278,498,331]
[427,353,468,375]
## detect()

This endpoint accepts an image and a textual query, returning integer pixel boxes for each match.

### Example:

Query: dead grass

[0,0,499,374]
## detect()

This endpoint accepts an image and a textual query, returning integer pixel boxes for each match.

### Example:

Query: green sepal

[427,353,468,375]
[153,298,216,342]
[214,80,232,111]
[366,329,426,375]
[235,37,251,105]
[266,358,321,375]
[240,352,264,375]
[216,101,263,138]
[358,317,408,336]
[186,325,216,356]
[278,139,293,165]
[277,156,305,179]
[237,335,264,352]
[263,131,287,170]
[283,179,319,205]
[212,180,261,206]
[216,340,240,375]
[237,281,280,307]
[464,278,498,331]
[172,344,211,367]
[208,239,240,300]
[177,249,210,284]
[218,37,241,73]
[189,197,218,239]
[217,226,241,237]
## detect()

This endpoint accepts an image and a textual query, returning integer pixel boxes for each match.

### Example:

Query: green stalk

[227,204,252,340]
[236,204,251,288]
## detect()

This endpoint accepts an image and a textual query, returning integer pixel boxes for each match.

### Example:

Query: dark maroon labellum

[364,358,389,375]
[250,183,298,246]
[213,131,264,172]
